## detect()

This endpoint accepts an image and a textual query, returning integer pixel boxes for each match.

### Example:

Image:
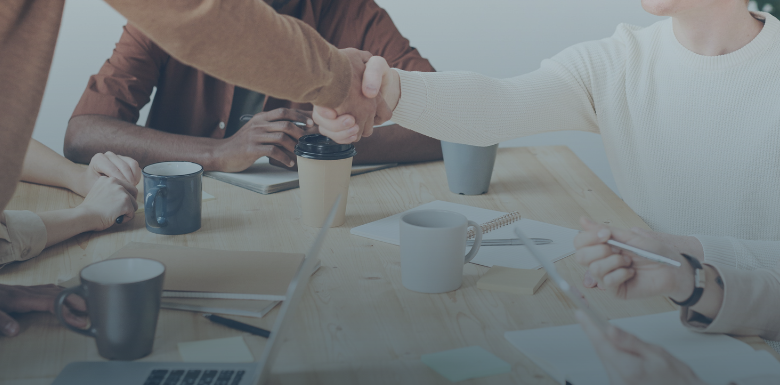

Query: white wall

[34,0,661,196]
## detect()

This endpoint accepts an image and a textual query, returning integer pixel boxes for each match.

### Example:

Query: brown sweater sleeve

[103,0,351,109]
[72,24,168,123]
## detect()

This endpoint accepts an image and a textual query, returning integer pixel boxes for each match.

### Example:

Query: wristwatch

[670,253,706,307]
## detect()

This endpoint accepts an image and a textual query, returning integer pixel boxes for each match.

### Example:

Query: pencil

[606,240,681,267]
[203,313,271,338]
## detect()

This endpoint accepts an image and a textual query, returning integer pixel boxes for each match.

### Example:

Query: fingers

[91,152,142,189]
[257,145,295,168]
[259,121,308,142]
[0,310,20,337]
[583,270,598,288]
[261,108,314,127]
[363,56,391,98]
[116,154,142,185]
[313,107,358,143]
[602,266,637,288]
[104,175,139,200]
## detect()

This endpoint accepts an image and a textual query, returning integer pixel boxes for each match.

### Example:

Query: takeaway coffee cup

[441,141,499,195]
[143,161,203,235]
[295,134,356,227]
[54,258,165,360]
[400,210,483,293]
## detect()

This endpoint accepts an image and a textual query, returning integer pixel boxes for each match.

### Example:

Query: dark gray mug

[143,161,203,235]
[54,258,166,360]
[441,141,499,195]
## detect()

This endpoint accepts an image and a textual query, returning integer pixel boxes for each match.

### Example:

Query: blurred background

[34,0,671,196]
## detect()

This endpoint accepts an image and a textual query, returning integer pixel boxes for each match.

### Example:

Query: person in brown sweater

[65,0,441,171]
[0,0,389,336]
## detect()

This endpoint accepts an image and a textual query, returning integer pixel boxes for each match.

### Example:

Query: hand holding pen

[573,217,696,301]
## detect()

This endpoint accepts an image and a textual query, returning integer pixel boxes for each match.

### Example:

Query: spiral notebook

[350,201,579,269]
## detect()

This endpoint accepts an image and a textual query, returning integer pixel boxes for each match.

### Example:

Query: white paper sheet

[505,311,780,385]
[350,200,578,269]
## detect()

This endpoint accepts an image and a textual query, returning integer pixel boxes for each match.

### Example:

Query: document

[350,200,579,269]
[504,311,780,385]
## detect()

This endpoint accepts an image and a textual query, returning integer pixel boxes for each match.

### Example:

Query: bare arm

[352,124,442,164]
[66,115,222,170]
[67,109,321,172]
[21,139,91,195]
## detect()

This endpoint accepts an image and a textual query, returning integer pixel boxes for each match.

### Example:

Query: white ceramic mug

[400,209,483,293]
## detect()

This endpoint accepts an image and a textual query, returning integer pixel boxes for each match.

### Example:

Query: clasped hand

[313,50,399,144]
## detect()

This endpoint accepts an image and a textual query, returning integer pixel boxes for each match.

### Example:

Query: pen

[239,114,307,126]
[606,239,682,267]
[202,313,271,338]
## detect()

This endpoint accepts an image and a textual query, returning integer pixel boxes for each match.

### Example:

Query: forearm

[37,208,97,249]
[104,0,350,108]
[352,125,442,164]
[390,63,599,147]
[21,139,87,194]
[66,115,220,170]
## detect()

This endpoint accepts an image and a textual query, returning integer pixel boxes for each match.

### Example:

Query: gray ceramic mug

[143,161,203,235]
[441,141,499,195]
[400,210,482,293]
[54,258,165,360]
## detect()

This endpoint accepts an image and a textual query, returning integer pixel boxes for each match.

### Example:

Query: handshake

[313,48,401,144]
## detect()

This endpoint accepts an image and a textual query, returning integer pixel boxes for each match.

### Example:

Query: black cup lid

[294,134,357,160]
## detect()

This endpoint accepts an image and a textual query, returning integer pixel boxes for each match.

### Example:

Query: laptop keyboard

[143,369,245,385]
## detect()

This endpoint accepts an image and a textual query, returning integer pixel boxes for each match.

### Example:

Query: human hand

[74,152,142,197]
[0,284,87,337]
[576,310,706,385]
[574,217,693,301]
[213,108,317,172]
[312,49,393,144]
[76,176,138,231]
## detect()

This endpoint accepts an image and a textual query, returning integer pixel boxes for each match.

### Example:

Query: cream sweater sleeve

[390,38,610,146]
[0,210,47,265]
[681,264,780,341]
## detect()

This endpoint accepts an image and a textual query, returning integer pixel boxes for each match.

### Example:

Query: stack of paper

[350,200,579,269]
[205,157,396,194]
[504,311,780,385]
[59,242,314,318]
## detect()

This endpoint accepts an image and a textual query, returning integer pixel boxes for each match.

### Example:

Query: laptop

[52,197,342,385]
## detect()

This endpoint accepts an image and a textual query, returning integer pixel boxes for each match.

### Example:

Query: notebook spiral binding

[467,211,522,239]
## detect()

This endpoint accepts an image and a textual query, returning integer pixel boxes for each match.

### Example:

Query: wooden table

[0,146,775,384]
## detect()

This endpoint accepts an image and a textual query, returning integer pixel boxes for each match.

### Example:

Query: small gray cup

[54,258,165,360]
[441,141,499,195]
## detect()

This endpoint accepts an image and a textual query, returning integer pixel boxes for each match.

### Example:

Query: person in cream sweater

[314,0,779,320]
[312,0,780,381]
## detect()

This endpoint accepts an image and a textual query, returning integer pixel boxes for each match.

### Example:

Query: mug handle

[464,220,482,264]
[145,185,168,228]
[54,285,97,338]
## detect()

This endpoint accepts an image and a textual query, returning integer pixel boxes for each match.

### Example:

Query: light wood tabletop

[0,146,775,384]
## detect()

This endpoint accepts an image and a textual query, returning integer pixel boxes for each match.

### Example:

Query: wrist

[204,140,226,172]
[72,205,103,232]
[669,259,695,302]
[387,69,401,112]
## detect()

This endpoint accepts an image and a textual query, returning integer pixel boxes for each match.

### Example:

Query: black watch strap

[670,253,705,307]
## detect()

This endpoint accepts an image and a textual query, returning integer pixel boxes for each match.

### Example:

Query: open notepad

[205,157,396,194]
[350,201,579,269]
[59,242,316,318]
[505,311,780,385]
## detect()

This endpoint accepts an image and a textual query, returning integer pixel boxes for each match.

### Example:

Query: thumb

[362,56,390,98]
[0,310,20,337]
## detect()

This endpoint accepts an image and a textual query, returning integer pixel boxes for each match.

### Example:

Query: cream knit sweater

[392,13,780,274]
